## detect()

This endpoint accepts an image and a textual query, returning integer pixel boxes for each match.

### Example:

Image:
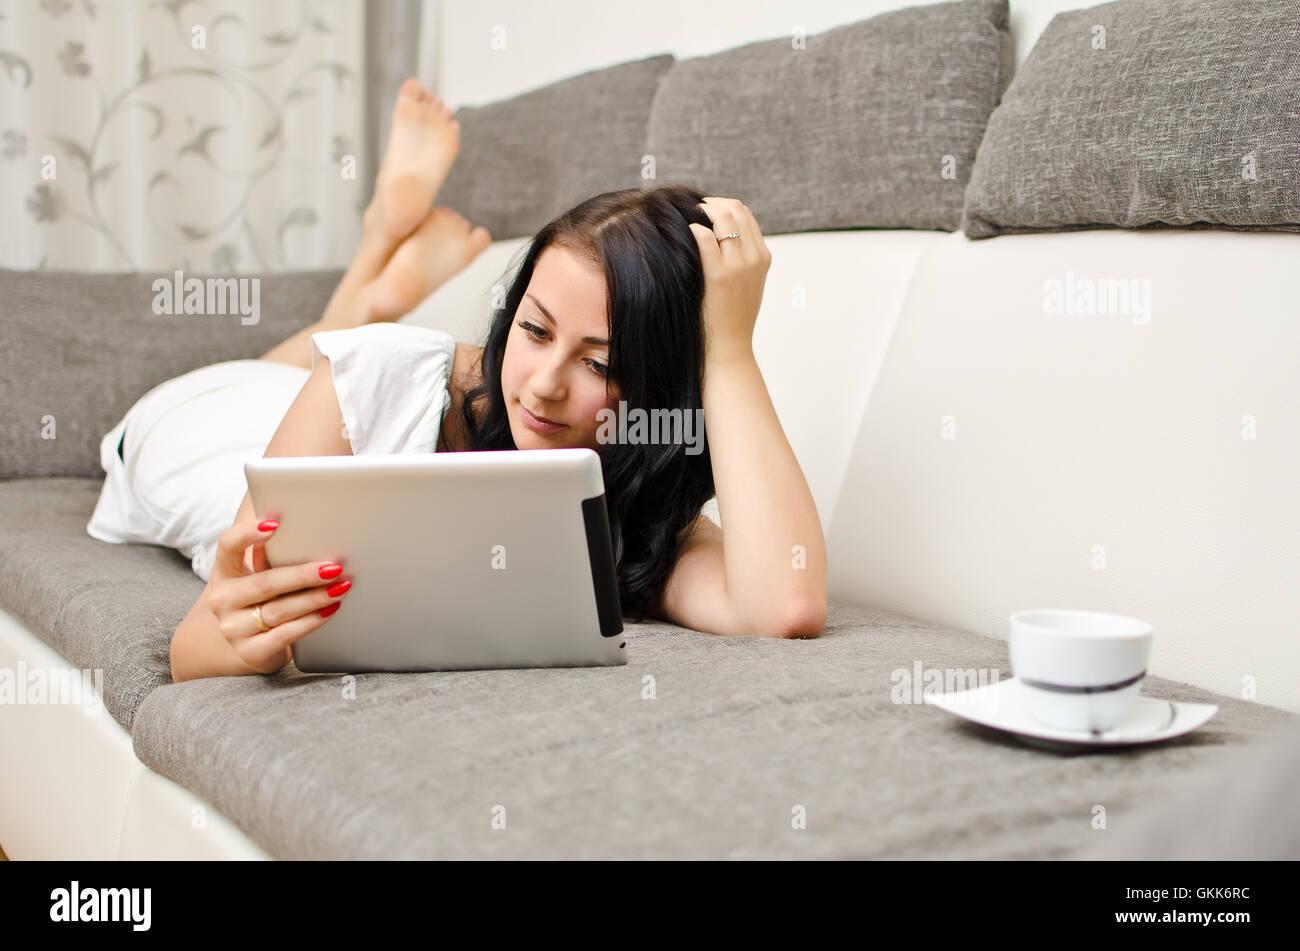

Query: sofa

[2,0,1297,860]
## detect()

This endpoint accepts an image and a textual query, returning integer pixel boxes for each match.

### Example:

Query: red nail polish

[319,563,343,579]
[258,519,279,532]
[326,580,351,597]
[319,603,341,618]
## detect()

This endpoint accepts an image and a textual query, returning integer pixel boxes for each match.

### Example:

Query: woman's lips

[521,404,566,433]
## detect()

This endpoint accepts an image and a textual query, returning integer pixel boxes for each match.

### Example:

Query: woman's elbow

[783,605,826,639]
[768,596,826,639]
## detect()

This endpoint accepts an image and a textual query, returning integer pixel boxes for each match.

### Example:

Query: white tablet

[243,448,626,673]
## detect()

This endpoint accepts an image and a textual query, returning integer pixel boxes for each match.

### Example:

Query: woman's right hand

[206,517,352,674]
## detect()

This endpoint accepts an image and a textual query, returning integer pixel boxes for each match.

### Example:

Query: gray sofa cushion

[644,0,1012,234]
[0,268,344,479]
[130,598,1296,859]
[962,0,1300,238]
[436,54,675,241]
[0,477,197,730]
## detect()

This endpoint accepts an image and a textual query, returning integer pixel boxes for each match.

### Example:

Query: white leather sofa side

[0,604,271,859]
[0,605,137,859]
[742,230,947,532]
[827,228,1300,713]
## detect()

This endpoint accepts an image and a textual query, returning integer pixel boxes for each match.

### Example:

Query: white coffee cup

[1009,609,1153,733]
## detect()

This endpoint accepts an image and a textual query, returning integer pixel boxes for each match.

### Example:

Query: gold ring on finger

[251,603,270,633]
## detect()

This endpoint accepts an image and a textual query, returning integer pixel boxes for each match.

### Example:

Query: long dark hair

[456,183,716,622]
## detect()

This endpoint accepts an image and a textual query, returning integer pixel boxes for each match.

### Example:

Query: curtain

[0,0,427,273]
[364,0,437,204]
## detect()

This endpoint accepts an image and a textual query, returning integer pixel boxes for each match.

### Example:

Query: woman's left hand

[689,197,772,362]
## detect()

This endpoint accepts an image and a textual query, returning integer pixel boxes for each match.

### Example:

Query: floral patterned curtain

[0,0,376,273]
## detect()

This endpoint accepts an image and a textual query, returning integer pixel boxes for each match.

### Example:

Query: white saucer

[923,676,1218,750]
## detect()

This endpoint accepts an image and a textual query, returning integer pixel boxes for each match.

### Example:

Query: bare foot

[318,80,461,329]
[370,78,461,247]
[348,207,492,325]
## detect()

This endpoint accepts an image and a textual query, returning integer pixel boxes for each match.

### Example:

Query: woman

[92,80,826,681]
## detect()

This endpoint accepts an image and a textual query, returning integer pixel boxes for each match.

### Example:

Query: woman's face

[501,244,622,452]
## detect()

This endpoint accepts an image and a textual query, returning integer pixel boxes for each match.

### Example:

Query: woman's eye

[519,321,607,377]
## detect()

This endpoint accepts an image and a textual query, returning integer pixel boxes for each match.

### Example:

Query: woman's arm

[685,196,828,635]
[170,355,354,681]
[699,343,827,635]
[171,538,263,681]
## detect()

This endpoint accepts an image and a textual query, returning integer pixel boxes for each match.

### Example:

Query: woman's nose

[529,358,567,399]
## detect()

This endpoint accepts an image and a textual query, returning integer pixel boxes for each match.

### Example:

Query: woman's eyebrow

[526,292,609,346]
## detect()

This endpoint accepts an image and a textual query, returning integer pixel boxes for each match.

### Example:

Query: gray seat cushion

[0,267,343,479]
[1081,717,1300,860]
[0,477,199,730]
[130,599,1297,859]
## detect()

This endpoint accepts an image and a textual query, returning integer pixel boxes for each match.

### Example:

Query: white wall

[435,0,1085,108]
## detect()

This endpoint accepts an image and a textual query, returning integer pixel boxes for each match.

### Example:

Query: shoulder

[310,323,458,455]
[441,342,486,452]
[449,342,484,400]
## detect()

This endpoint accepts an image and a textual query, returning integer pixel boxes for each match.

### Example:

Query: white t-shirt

[309,322,458,456]
[86,322,459,582]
